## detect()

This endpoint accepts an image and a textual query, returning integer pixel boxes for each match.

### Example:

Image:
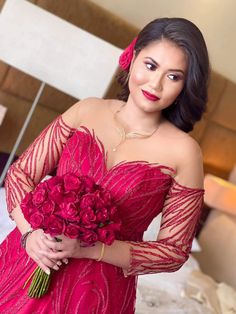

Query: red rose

[45,215,65,237]
[97,226,115,245]
[20,173,121,247]
[63,191,78,203]
[80,208,97,229]
[98,223,121,245]
[94,190,112,208]
[23,206,36,221]
[63,173,83,192]
[60,203,79,221]
[80,194,96,210]
[80,229,98,245]
[101,190,112,206]
[64,224,80,239]
[41,200,55,215]
[32,187,47,206]
[21,192,33,209]
[49,183,64,204]
[96,207,109,223]
[21,193,35,219]
[29,212,44,229]
[109,206,119,221]
[82,176,95,193]
[47,176,63,190]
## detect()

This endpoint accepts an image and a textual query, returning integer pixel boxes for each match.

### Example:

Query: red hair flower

[119,37,137,71]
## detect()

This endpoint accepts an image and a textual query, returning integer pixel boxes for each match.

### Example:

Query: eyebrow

[145,57,185,74]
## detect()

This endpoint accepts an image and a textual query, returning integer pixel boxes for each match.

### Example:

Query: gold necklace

[112,104,159,152]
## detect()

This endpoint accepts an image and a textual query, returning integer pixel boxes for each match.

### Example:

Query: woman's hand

[25,229,63,274]
[39,234,81,261]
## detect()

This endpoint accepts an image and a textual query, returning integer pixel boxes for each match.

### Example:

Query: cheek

[130,69,147,85]
[166,82,185,100]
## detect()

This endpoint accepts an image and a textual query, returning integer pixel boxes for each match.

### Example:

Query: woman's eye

[145,62,156,71]
[168,74,181,81]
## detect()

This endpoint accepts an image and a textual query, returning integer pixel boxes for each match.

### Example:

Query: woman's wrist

[79,242,103,260]
[20,228,37,249]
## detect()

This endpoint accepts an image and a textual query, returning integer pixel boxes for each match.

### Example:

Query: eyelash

[168,74,181,81]
[144,62,182,82]
[145,62,156,71]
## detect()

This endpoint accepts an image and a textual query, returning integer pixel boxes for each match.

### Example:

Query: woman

[0,17,209,313]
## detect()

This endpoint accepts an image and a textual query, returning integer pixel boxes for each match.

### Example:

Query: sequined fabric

[0,116,204,313]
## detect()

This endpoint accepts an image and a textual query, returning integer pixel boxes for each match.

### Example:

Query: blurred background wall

[91,0,236,83]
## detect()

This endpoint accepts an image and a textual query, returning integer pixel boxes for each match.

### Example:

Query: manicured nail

[53,265,59,271]
[45,269,50,275]
[63,259,68,264]
[57,261,62,266]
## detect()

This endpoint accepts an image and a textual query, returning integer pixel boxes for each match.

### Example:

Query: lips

[141,89,160,101]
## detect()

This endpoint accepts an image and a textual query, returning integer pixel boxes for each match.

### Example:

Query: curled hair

[118,18,210,132]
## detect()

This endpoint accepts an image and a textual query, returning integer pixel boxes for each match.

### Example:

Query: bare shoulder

[61,97,109,128]
[162,121,204,188]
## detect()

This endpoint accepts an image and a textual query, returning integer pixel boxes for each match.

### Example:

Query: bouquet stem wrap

[23,267,51,298]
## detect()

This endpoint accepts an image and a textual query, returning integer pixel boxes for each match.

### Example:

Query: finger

[32,254,50,275]
[62,258,69,264]
[43,239,65,251]
[40,255,61,270]
[39,249,67,260]
[34,248,61,267]
[41,238,63,251]
[44,233,57,241]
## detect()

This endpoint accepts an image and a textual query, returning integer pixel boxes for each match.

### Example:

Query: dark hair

[118,18,210,132]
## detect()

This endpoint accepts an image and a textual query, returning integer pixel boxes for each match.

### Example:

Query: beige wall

[91,0,236,83]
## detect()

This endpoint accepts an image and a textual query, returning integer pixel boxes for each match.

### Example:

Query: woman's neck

[117,99,162,133]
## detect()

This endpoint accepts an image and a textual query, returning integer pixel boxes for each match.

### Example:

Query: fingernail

[53,265,59,271]
[57,261,62,266]
[45,269,50,275]
[63,259,68,264]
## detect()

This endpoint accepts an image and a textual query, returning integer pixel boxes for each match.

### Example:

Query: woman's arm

[4,101,85,273]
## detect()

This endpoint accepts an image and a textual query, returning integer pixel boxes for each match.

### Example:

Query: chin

[139,102,161,114]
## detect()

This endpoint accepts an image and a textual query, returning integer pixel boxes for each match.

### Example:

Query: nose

[149,72,163,91]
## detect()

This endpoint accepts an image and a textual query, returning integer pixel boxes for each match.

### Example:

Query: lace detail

[125,180,204,276]
[5,116,75,214]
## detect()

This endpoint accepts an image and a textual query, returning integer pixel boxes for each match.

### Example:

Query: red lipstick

[141,89,160,101]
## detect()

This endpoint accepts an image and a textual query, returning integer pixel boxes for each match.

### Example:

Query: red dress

[0,116,204,313]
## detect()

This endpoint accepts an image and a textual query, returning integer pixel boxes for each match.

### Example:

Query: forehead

[137,39,188,70]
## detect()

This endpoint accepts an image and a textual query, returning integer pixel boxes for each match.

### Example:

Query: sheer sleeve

[124,179,204,276]
[5,116,75,214]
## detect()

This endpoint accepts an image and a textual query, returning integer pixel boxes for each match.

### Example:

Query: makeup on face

[141,89,160,102]
[128,39,187,112]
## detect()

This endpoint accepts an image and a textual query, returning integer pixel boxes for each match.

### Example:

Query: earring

[174,97,179,105]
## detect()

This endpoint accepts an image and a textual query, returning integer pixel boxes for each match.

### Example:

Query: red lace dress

[0,116,204,314]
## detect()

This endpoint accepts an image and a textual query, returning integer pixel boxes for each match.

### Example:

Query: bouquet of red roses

[21,173,121,298]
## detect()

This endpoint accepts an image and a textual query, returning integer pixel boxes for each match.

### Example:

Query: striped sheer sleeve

[124,179,204,276]
[4,116,75,214]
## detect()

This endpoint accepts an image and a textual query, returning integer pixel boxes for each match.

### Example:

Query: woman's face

[128,39,187,113]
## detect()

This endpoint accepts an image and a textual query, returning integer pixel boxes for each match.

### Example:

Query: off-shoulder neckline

[77,125,176,172]
[59,116,204,192]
